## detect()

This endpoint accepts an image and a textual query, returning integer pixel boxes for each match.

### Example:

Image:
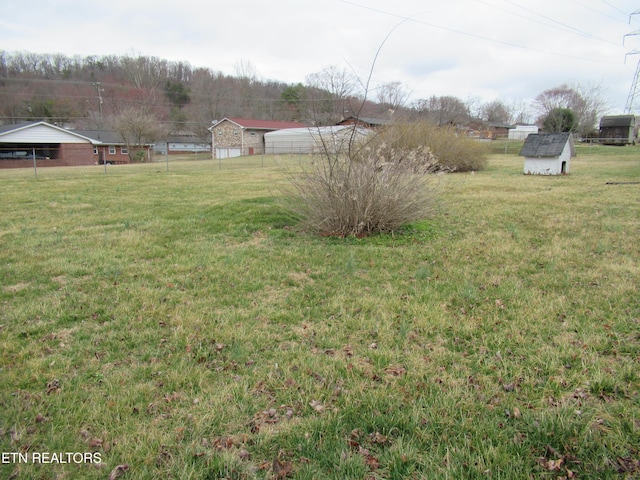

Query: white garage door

[216,148,241,159]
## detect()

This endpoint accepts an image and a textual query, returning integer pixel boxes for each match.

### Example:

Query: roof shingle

[519,132,575,158]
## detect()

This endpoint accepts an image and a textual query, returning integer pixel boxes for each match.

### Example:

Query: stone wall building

[209,118,305,159]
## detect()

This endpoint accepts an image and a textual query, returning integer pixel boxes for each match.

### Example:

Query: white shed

[519,132,575,175]
[264,126,370,154]
[508,125,538,140]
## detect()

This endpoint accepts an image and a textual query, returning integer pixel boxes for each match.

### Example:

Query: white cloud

[2,0,639,112]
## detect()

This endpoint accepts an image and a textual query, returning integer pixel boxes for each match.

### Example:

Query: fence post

[32,148,37,179]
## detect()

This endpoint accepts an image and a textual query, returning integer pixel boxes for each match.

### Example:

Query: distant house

[0,121,152,168]
[488,122,514,139]
[598,115,637,145]
[336,116,391,129]
[264,126,371,154]
[209,118,306,159]
[519,132,575,175]
[153,131,210,155]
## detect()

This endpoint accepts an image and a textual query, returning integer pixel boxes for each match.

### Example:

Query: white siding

[509,126,538,140]
[523,142,571,175]
[0,124,93,144]
[264,126,370,154]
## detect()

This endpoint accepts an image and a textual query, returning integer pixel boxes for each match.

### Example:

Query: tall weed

[374,121,489,172]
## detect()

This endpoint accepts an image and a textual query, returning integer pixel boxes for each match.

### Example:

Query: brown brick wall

[59,144,96,166]
[95,145,132,164]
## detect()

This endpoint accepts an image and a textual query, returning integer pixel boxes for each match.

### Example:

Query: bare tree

[375,81,409,114]
[571,82,608,137]
[510,100,532,124]
[481,99,513,124]
[305,66,358,123]
[412,95,469,125]
[532,83,607,137]
[110,108,165,162]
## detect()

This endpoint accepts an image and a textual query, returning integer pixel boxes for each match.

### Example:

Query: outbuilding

[209,117,306,159]
[519,132,575,175]
[598,115,636,145]
[264,126,371,155]
[508,125,539,140]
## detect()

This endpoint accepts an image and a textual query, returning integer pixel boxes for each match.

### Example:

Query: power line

[598,0,630,18]
[569,0,627,23]
[338,0,622,65]
[480,0,620,45]
[502,0,620,46]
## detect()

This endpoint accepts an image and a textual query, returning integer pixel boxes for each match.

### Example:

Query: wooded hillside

[0,51,385,137]
[2,51,602,138]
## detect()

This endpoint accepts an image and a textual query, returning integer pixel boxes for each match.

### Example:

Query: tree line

[0,51,609,140]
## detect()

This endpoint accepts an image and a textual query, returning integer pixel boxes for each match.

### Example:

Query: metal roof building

[264,126,371,155]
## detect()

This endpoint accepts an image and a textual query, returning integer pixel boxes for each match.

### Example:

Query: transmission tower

[624,51,640,114]
[624,23,640,114]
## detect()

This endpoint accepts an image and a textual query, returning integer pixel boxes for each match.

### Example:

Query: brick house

[0,121,151,168]
[74,128,152,164]
[0,122,96,168]
[209,117,305,159]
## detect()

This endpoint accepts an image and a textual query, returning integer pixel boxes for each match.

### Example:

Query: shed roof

[599,115,636,128]
[519,132,576,158]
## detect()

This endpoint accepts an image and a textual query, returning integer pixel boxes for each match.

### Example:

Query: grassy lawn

[1,146,639,479]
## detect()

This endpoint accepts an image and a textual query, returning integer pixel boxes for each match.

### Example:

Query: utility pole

[92,82,104,125]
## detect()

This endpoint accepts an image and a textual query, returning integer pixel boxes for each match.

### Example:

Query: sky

[2,0,640,117]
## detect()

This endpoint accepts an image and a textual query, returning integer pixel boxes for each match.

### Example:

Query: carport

[0,122,97,168]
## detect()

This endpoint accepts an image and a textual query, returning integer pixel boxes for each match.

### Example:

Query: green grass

[1,146,639,479]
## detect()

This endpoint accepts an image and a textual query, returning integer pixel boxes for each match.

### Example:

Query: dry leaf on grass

[310,400,324,412]
[272,457,293,478]
[108,464,129,480]
[384,364,407,376]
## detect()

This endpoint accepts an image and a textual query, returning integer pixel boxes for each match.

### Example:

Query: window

[93,147,98,155]
[108,146,116,155]
[121,147,128,154]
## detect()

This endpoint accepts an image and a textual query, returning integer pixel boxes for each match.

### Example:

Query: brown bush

[373,121,489,172]
[285,139,436,238]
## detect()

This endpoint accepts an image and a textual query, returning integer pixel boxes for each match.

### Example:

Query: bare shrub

[373,121,489,172]
[285,134,436,237]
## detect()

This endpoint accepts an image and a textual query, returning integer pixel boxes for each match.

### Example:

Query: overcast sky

[2,0,640,115]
